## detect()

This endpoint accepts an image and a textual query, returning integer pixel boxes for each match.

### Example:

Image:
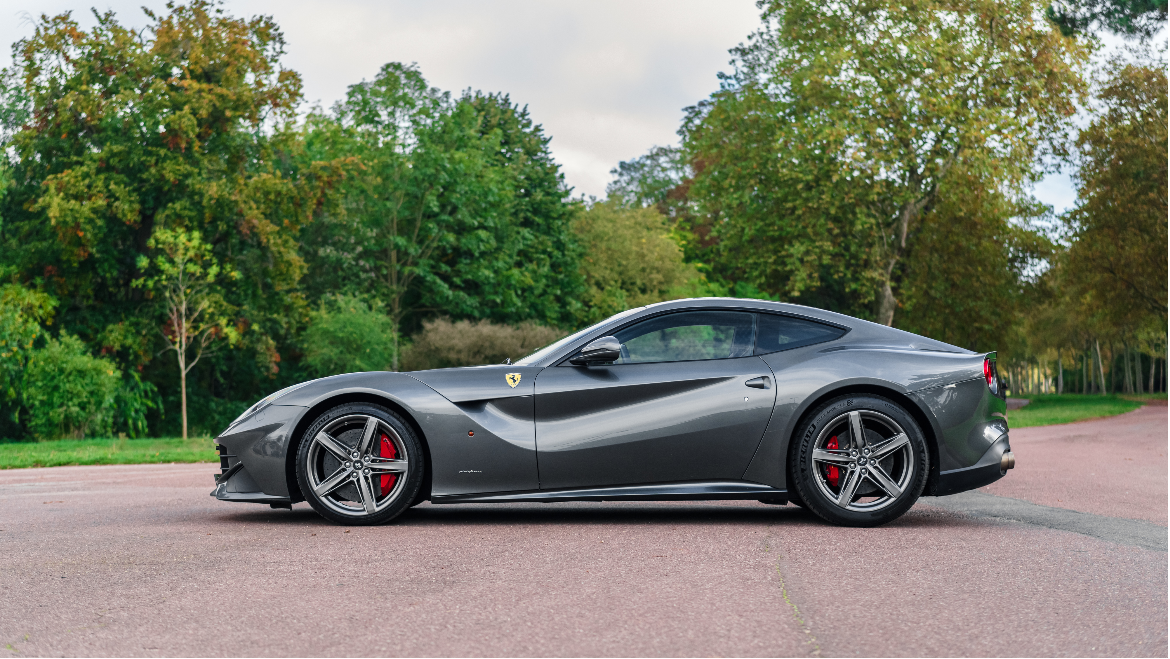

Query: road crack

[764,537,821,657]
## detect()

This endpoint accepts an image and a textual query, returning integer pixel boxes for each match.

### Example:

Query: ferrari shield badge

[505,372,522,388]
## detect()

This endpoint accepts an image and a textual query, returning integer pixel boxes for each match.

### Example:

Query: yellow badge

[505,372,522,388]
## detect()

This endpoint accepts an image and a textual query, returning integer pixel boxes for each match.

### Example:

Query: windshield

[514,307,644,366]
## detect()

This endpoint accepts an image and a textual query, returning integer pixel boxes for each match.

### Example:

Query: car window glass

[612,311,755,364]
[755,313,845,355]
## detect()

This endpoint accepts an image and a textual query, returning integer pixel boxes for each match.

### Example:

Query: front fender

[269,372,539,498]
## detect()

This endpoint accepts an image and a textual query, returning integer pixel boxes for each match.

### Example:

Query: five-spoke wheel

[791,395,928,527]
[297,404,423,525]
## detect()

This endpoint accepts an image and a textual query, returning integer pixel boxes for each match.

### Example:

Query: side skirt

[430,481,787,504]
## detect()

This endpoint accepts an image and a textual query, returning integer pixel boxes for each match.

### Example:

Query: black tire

[296,403,425,526]
[789,395,928,527]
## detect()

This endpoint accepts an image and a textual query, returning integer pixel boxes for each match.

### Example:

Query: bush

[302,295,398,376]
[22,334,121,439]
[401,318,565,371]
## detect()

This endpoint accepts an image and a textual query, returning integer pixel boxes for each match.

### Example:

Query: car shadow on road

[212,500,977,530]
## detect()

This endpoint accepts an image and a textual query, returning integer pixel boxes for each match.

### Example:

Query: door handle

[745,376,771,389]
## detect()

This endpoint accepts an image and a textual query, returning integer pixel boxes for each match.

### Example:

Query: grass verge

[0,436,218,469]
[1009,393,1150,428]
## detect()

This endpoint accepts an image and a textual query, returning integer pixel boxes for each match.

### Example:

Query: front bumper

[933,433,1013,496]
[210,404,307,504]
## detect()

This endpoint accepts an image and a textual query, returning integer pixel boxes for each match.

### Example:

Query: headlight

[225,380,314,431]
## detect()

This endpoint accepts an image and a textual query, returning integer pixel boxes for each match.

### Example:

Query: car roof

[531,298,972,366]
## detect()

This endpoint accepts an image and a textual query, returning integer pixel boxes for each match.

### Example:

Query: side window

[754,313,845,355]
[612,311,755,364]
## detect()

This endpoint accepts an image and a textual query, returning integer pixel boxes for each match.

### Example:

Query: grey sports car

[212,298,1013,527]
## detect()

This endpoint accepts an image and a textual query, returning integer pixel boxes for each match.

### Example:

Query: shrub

[401,319,565,371]
[302,295,398,376]
[22,334,120,439]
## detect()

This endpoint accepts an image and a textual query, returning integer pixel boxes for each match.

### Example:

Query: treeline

[606,0,1167,398]
[0,1,1165,439]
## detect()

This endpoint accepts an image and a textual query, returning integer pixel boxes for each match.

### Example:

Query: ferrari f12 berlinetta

[212,298,1012,526]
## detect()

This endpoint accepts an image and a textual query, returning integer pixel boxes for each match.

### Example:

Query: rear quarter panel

[741,345,992,489]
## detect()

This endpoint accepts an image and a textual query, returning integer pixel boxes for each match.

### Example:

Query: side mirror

[569,336,622,366]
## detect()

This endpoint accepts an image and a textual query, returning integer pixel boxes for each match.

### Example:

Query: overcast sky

[1,0,1154,211]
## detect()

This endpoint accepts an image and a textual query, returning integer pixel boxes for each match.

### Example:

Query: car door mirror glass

[569,336,622,366]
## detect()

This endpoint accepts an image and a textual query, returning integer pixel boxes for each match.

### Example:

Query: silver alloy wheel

[810,410,914,512]
[305,414,410,517]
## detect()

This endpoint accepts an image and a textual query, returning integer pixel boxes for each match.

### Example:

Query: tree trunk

[1083,351,1088,394]
[181,367,188,440]
[1122,343,1131,394]
[1094,340,1106,396]
[1058,356,1063,394]
[1150,353,1157,394]
[876,280,897,326]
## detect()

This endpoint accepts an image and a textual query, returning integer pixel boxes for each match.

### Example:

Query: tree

[1046,0,1168,37]
[683,0,1090,325]
[135,229,238,439]
[573,201,702,324]
[0,2,344,420]
[897,167,1053,352]
[1064,55,1167,328]
[301,65,582,367]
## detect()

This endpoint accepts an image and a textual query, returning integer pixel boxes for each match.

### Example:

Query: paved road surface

[1,406,1165,656]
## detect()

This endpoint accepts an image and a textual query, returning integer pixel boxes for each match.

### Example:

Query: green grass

[0,436,218,469]
[1008,393,1151,428]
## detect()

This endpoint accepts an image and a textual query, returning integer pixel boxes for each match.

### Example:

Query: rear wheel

[790,395,927,527]
[296,403,424,526]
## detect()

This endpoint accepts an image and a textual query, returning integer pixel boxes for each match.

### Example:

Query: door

[534,310,777,489]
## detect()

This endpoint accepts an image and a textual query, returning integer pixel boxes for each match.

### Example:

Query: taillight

[984,358,998,394]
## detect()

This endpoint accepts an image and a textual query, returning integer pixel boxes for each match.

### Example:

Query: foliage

[896,167,1054,352]
[607,145,691,214]
[300,65,583,369]
[1008,393,1143,427]
[0,284,56,406]
[135,228,239,438]
[21,334,121,439]
[301,295,398,376]
[682,0,1091,325]
[573,201,703,324]
[1046,0,1168,37]
[1063,54,1167,328]
[0,1,346,434]
[0,436,217,469]
[400,318,564,371]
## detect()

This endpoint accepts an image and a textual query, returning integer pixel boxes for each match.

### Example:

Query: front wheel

[789,395,928,527]
[296,403,424,525]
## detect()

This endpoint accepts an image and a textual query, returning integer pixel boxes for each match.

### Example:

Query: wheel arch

[285,392,433,505]
[785,383,942,496]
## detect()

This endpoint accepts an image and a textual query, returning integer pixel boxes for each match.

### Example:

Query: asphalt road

[1,406,1165,657]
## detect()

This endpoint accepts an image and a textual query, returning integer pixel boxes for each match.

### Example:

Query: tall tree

[134,229,237,439]
[683,0,1090,325]
[0,2,345,426]
[1063,54,1168,328]
[301,64,581,368]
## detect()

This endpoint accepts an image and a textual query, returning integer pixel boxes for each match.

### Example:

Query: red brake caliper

[826,435,840,487]
[379,433,397,496]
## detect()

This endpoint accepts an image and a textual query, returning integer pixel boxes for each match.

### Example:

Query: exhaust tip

[1000,451,1016,471]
